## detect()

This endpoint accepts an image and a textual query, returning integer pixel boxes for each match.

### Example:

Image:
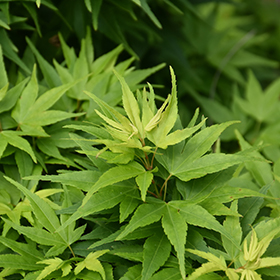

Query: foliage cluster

[1,0,280,279]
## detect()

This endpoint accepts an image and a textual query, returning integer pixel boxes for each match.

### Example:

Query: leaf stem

[68,245,76,258]
[160,174,172,201]
[149,147,158,170]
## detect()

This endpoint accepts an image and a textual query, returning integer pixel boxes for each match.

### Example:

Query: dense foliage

[1,0,280,279]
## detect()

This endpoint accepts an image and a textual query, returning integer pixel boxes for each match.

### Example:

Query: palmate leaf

[116,201,187,279]
[10,64,85,136]
[74,250,109,279]
[235,70,280,122]
[156,121,249,183]
[36,258,65,280]
[169,201,240,250]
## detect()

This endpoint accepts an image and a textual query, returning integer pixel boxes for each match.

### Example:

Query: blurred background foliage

[1,0,280,151]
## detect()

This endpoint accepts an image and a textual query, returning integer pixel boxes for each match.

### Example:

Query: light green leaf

[36,258,64,280]
[158,118,206,149]
[150,268,182,280]
[147,67,178,147]
[0,83,8,101]
[12,65,38,123]
[258,257,280,268]
[116,202,166,240]
[1,131,37,162]
[135,171,153,201]
[114,69,143,137]
[185,250,226,280]
[0,78,28,114]
[162,204,187,279]
[36,0,41,8]
[26,82,80,116]
[74,250,109,279]
[142,230,171,280]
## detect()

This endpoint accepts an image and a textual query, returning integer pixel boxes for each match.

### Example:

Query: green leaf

[1,131,37,162]
[150,268,182,280]
[157,121,238,180]
[26,37,61,88]
[133,0,162,28]
[173,153,257,182]
[162,204,187,279]
[0,45,8,88]
[158,118,206,149]
[135,171,153,201]
[142,229,171,280]
[235,130,273,187]
[235,70,280,122]
[2,218,64,247]
[12,65,38,124]
[116,202,166,240]
[119,193,140,223]
[119,264,142,280]
[26,170,102,192]
[221,200,242,259]
[0,78,28,114]
[57,184,136,232]
[109,245,143,262]
[82,161,145,206]
[0,255,43,271]
[3,177,66,241]
[0,236,43,261]
[170,201,240,250]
